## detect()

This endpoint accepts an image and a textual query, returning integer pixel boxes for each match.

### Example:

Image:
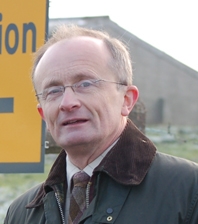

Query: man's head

[32,25,139,166]
[32,25,133,88]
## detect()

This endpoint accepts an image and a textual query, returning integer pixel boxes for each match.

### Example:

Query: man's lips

[62,119,88,126]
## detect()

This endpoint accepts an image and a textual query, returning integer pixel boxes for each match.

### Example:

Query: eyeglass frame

[35,79,128,101]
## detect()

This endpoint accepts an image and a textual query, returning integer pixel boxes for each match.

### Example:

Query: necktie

[68,171,90,224]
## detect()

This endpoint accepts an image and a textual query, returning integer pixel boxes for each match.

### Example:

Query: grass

[155,141,198,163]
[0,155,54,187]
[146,125,198,163]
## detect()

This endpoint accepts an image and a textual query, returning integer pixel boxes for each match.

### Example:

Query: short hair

[32,24,133,87]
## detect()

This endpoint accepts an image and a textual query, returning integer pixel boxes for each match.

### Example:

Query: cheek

[96,99,117,123]
[42,104,58,127]
[88,89,123,116]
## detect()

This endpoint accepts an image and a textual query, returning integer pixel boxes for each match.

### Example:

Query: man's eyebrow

[43,73,97,89]
[73,73,97,81]
[43,80,62,89]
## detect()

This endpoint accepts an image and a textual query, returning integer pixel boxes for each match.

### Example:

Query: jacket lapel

[80,172,131,223]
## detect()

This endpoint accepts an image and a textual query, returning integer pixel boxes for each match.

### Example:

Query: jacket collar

[27,119,156,208]
[94,119,156,185]
[26,149,66,208]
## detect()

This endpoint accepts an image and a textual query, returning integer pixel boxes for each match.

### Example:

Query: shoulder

[150,152,198,184]
[147,152,198,222]
[12,183,43,207]
[4,183,43,223]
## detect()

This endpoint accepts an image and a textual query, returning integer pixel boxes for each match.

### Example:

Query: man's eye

[45,87,63,98]
[48,88,62,94]
[78,80,93,88]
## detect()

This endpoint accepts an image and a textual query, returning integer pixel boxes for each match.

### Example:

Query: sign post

[0,0,48,173]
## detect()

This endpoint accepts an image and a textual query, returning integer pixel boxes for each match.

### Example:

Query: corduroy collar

[26,119,156,208]
[94,119,156,185]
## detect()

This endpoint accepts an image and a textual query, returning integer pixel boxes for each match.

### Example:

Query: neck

[65,143,108,169]
[65,135,121,169]
[65,118,127,169]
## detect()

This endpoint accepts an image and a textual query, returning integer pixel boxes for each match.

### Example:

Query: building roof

[49,16,198,78]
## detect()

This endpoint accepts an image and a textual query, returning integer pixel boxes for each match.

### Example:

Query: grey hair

[31,24,133,88]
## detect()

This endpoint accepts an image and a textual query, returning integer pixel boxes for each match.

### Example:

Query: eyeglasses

[36,79,127,101]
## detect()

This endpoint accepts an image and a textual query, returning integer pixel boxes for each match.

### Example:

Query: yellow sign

[0,0,48,172]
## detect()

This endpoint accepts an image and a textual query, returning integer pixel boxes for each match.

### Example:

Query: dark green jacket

[4,120,198,223]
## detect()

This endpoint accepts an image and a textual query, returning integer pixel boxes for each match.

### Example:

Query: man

[4,25,198,224]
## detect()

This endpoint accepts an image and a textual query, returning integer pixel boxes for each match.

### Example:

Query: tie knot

[72,171,90,188]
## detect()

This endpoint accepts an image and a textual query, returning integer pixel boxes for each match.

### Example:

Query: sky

[49,0,198,72]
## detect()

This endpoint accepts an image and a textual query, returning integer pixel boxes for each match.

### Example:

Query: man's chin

[58,137,90,149]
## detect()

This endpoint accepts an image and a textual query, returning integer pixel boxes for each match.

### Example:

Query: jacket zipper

[86,181,92,208]
[54,181,91,223]
[55,192,66,224]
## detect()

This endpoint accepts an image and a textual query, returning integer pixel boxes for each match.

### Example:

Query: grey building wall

[131,42,198,125]
[49,16,198,126]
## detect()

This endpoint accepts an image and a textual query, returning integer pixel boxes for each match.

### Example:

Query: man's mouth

[63,119,87,126]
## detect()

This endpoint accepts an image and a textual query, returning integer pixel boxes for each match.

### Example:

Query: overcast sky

[49,0,198,72]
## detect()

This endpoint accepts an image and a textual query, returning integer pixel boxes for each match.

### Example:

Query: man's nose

[58,87,81,111]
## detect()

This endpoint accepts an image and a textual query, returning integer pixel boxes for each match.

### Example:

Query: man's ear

[37,104,45,120]
[121,85,139,116]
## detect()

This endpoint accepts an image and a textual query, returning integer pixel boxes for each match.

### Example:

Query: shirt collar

[66,139,118,191]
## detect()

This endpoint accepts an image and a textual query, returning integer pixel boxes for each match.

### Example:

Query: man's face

[34,37,138,155]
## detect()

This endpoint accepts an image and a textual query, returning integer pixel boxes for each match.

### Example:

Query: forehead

[34,37,113,89]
